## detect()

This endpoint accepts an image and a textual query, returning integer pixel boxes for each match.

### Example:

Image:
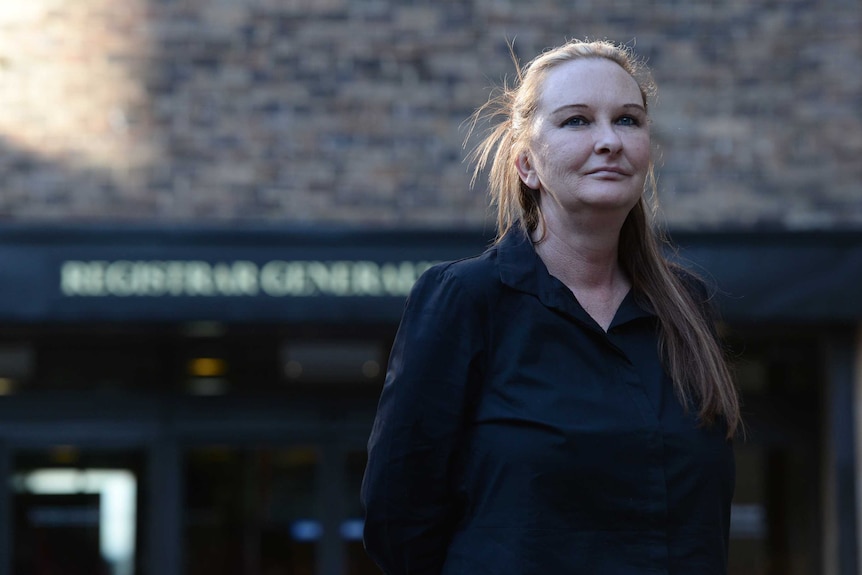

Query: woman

[362,39,741,574]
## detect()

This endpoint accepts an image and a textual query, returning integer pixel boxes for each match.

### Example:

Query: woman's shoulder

[418,243,504,297]
[399,246,504,332]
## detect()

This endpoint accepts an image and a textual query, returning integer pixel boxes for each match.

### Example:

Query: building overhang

[0,224,859,325]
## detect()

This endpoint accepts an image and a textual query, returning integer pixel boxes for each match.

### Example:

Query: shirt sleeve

[361,264,485,574]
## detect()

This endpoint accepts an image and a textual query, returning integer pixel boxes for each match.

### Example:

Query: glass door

[726,331,823,575]
[0,395,381,575]
[1,423,362,575]
[182,444,319,575]
[11,447,146,575]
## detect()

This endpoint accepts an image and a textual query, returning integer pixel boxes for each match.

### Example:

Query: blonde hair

[467,39,740,437]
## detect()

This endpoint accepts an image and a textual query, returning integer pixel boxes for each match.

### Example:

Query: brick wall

[0,0,859,228]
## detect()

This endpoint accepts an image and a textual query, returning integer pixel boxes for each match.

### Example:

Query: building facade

[0,1,860,574]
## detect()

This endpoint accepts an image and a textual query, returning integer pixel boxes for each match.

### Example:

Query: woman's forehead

[536,59,643,112]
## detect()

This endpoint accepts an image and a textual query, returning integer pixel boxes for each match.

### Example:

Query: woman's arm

[361,265,484,574]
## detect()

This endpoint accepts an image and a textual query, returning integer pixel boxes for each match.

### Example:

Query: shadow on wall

[0,0,493,224]
[0,137,150,220]
[0,0,164,220]
[0,0,321,221]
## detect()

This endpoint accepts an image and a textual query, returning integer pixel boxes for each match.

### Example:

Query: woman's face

[517,58,650,218]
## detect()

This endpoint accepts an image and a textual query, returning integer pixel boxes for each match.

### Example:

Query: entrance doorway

[727,329,823,575]
[0,394,380,575]
[12,448,143,575]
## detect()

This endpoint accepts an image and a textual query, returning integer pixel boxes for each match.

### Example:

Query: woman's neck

[531,208,628,291]
[531,210,631,331]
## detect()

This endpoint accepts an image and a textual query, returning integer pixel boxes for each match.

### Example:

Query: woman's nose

[594,123,623,154]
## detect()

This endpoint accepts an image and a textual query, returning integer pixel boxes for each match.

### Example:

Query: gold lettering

[212,261,259,296]
[305,261,352,295]
[305,262,329,295]
[380,262,419,296]
[61,261,109,296]
[60,261,87,296]
[61,259,436,298]
[165,262,186,295]
[262,260,312,296]
[105,261,135,296]
[284,262,311,295]
[328,262,351,296]
[260,261,285,296]
[351,261,382,296]
[185,261,214,296]
[235,261,260,295]
[142,262,167,296]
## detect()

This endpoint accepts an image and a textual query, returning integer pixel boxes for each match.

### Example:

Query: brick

[0,0,858,228]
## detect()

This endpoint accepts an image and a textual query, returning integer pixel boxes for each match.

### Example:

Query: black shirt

[362,229,735,574]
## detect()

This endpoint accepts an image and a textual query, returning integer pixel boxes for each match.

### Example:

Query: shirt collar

[496,227,655,330]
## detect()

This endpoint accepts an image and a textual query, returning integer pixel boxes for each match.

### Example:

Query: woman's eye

[616,115,640,127]
[562,116,588,127]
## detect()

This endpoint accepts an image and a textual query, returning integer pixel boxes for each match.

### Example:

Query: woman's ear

[516,152,540,190]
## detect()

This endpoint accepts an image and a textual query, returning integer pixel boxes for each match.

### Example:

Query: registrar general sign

[60,259,438,298]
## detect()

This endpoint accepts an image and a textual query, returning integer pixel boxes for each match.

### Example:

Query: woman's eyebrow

[550,103,646,115]
[622,103,647,113]
[551,103,589,115]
